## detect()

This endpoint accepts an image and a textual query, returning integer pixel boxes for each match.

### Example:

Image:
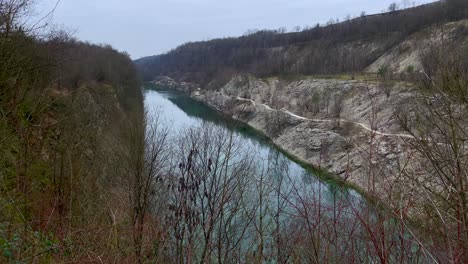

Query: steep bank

[141,16,468,207]
[0,34,144,261]
[152,76,416,202]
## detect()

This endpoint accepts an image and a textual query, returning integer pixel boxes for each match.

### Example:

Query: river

[144,86,362,208]
[143,86,429,262]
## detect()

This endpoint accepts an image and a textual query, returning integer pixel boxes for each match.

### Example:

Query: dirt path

[233,95,415,139]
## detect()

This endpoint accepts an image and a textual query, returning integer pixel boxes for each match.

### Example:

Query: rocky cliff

[146,18,468,199]
[152,75,419,202]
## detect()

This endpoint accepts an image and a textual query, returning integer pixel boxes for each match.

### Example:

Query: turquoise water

[144,86,361,203]
[143,86,431,263]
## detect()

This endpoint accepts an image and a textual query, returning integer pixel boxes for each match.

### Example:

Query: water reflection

[144,87,360,203]
[143,87,430,263]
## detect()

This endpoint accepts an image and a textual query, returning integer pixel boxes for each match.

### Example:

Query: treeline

[1,0,144,262]
[49,38,142,111]
[136,0,468,87]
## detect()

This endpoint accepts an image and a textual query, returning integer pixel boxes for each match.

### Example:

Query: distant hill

[136,0,468,88]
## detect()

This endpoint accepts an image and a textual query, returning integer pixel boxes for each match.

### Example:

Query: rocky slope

[146,18,468,198]
[152,75,418,200]
[366,19,468,73]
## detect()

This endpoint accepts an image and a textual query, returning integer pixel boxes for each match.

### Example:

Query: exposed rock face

[366,19,468,73]
[152,76,200,92]
[153,76,417,200]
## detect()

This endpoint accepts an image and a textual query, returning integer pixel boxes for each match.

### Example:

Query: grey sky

[39,0,437,59]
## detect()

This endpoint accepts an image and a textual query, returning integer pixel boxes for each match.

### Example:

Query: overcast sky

[38,0,437,59]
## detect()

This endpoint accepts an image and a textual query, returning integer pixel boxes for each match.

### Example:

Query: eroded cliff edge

[152,75,421,202]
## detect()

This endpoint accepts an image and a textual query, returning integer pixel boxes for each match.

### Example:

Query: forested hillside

[1,1,144,262]
[136,0,468,87]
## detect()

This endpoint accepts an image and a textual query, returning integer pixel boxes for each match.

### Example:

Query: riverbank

[143,81,439,263]
[150,76,420,209]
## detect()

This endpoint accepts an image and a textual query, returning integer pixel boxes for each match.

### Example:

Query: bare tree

[378,66,393,97]
[397,50,468,263]
[165,123,254,263]
[123,111,170,263]
[388,3,398,12]
[0,0,35,37]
